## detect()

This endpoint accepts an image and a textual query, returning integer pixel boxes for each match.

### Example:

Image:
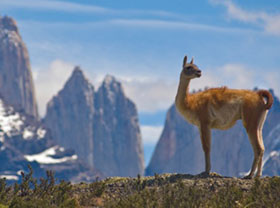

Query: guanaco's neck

[175,73,191,111]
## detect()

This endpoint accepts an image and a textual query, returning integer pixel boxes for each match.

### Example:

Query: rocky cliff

[44,70,144,177]
[43,67,95,166]
[146,90,280,177]
[0,16,38,119]
[93,75,144,177]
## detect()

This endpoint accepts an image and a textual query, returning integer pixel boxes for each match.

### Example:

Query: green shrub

[1,167,280,208]
[1,165,77,208]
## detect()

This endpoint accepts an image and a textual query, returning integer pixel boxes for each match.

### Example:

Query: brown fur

[257,90,273,109]
[175,56,273,178]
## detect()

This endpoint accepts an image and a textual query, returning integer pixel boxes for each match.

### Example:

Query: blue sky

[1,0,280,165]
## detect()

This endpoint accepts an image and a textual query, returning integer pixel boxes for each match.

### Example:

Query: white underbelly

[176,101,242,129]
[209,104,241,130]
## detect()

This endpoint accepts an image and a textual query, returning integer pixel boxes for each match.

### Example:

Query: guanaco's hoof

[198,171,210,177]
[243,175,253,179]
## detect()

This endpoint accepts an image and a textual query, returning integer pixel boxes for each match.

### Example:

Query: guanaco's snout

[195,69,202,77]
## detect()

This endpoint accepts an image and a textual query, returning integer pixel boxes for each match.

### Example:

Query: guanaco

[175,56,273,178]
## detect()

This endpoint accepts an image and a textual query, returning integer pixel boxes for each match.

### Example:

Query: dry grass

[0,167,279,207]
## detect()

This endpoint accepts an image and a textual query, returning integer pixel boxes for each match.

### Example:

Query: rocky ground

[1,171,280,207]
[71,173,280,207]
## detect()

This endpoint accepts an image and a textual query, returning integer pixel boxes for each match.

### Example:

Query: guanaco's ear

[190,57,194,64]
[183,56,188,67]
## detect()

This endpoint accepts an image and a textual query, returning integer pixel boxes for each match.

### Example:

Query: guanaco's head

[181,56,202,79]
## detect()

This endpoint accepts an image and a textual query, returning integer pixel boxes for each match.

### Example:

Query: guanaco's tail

[258,90,273,110]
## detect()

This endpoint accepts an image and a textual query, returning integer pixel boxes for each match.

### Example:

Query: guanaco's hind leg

[256,110,268,177]
[243,110,266,179]
[244,130,264,179]
[256,129,265,177]
[199,125,211,174]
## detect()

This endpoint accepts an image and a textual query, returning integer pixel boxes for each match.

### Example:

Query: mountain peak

[101,74,124,95]
[64,66,93,90]
[72,66,83,76]
[0,16,18,33]
[104,74,116,84]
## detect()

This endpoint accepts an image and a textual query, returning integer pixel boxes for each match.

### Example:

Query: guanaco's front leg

[199,124,212,174]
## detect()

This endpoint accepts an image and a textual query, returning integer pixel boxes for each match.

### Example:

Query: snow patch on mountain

[263,150,280,166]
[0,99,46,141]
[24,146,78,164]
[0,174,19,181]
[23,127,34,139]
[0,100,23,136]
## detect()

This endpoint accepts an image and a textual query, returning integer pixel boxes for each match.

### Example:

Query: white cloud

[0,0,185,21]
[141,125,163,145]
[17,18,254,35]
[205,63,278,95]
[7,2,256,35]
[120,76,178,113]
[265,72,280,98]
[217,64,254,89]
[33,59,75,117]
[0,0,110,13]
[213,0,266,23]
[188,70,220,91]
[211,0,280,35]
[110,19,243,33]
[264,16,280,36]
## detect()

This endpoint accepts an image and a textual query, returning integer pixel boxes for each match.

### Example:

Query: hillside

[0,169,279,208]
